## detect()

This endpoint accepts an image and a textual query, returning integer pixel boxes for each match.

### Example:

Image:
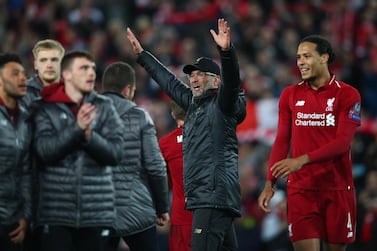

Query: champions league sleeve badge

[348,102,361,123]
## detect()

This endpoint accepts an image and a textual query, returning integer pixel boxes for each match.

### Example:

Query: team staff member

[21,39,65,107]
[127,18,246,251]
[159,101,192,251]
[258,35,361,251]
[0,53,31,251]
[102,61,169,251]
[32,50,125,251]
[21,39,65,251]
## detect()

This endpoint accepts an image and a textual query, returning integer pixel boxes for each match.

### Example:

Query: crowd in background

[1,0,377,250]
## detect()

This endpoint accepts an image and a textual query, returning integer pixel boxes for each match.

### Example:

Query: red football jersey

[159,126,193,225]
[268,75,361,190]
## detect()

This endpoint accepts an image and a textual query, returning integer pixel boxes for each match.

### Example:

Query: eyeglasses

[187,71,218,79]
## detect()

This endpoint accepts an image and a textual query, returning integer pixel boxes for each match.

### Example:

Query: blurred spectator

[237,64,278,145]
[67,0,105,40]
[361,58,377,117]
[261,190,293,251]
[357,170,377,251]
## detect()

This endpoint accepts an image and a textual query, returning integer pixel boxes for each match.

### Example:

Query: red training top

[159,126,193,225]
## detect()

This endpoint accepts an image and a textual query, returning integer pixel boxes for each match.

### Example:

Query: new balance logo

[101,229,110,237]
[194,228,203,234]
[176,135,183,143]
[295,100,305,106]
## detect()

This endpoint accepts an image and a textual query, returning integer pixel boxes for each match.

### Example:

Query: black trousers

[23,225,40,251]
[0,223,23,251]
[106,226,159,251]
[39,225,111,251]
[191,208,239,251]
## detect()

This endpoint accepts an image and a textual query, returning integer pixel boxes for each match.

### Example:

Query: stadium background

[1,0,377,250]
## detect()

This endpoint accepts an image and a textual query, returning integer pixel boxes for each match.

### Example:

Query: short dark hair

[61,50,94,71]
[170,101,186,121]
[102,62,136,93]
[299,35,336,64]
[0,53,23,70]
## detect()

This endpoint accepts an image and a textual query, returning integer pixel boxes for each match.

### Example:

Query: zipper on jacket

[76,156,83,228]
[14,122,23,171]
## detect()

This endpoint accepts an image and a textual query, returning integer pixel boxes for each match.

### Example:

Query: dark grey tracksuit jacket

[20,74,43,108]
[103,93,169,236]
[33,91,125,228]
[0,104,32,227]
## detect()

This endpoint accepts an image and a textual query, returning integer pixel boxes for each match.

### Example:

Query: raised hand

[126,27,144,55]
[210,18,231,51]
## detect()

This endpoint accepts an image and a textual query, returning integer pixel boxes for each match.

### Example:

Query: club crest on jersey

[295,100,305,106]
[325,97,335,111]
[348,102,361,122]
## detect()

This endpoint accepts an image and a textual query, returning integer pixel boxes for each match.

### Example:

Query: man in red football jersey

[159,101,192,251]
[258,35,361,251]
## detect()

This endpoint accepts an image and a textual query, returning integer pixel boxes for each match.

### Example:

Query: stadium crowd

[1,0,377,250]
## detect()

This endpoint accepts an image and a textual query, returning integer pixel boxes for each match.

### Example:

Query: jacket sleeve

[141,109,169,214]
[82,100,125,166]
[34,108,86,164]
[217,45,243,116]
[137,51,192,111]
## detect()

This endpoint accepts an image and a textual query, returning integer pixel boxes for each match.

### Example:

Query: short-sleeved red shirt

[159,126,193,225]
[268,75,361,190]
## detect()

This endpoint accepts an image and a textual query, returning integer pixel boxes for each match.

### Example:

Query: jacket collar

[192,88,218,104]
[27,74,44,90]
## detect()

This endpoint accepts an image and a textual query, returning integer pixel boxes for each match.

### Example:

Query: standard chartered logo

[326,113,335,126]
[295,112,336,127]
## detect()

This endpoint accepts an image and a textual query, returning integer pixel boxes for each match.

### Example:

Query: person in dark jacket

[21,39,65,251]
[127,18,246,251]
[102,62,169,251]
[20,39,65,108]
[0,53,31,251]
[32,50,125,251]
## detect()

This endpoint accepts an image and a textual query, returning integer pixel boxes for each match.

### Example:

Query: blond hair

[32,39,65,58]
